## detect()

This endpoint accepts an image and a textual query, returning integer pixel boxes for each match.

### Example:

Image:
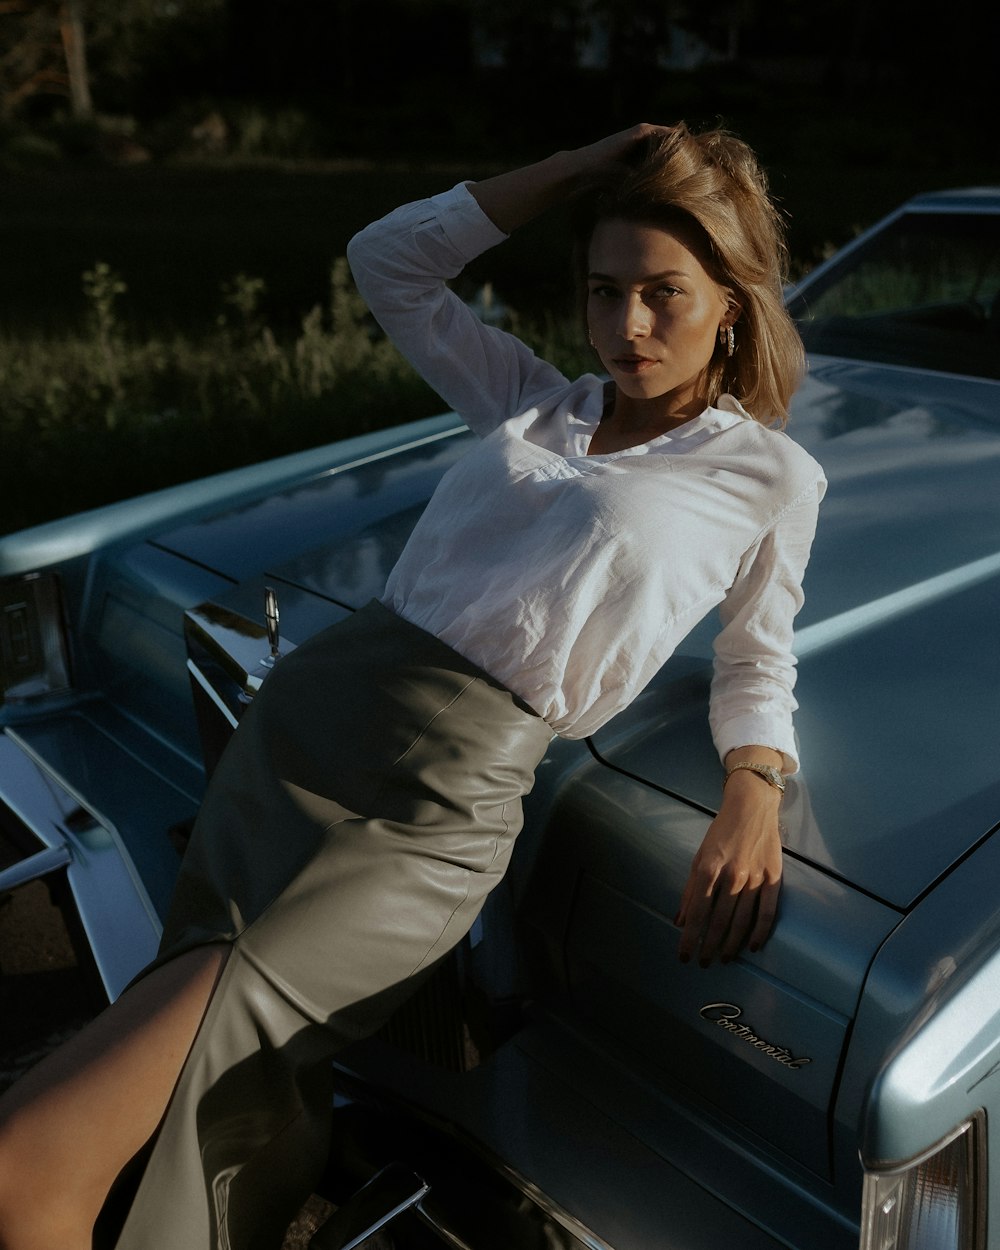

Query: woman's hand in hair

[468,123,673,234]
[568,122,675,174]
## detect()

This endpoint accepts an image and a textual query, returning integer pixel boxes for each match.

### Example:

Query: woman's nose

[618,294,651,339]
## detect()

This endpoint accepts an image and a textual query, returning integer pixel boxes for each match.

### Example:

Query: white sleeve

[346,182,570,438]
[709,480,824,774]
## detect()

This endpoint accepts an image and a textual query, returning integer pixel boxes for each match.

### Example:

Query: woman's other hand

[675,750,784,967]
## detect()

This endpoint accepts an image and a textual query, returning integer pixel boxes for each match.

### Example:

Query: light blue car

[2,188,999,1250]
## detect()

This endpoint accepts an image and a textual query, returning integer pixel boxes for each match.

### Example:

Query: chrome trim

[311,1165,430,1250]
[184,600,296,704]
[186,659,239,731]
[414,1207,475,1250]
[305,420,465,487]
[0,845,72,892]
[331,1066,614,1250]
[699,1003,812,1071]
[860,1111,987,1250]
[862,1107,987,1176]
[0,730,161,998]
[264,585,281,663]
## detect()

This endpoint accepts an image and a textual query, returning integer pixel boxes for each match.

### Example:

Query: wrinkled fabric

[111,603,552,1250]
[348,183,827,769]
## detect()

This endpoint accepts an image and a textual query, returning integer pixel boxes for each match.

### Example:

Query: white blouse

[346,183,826,770]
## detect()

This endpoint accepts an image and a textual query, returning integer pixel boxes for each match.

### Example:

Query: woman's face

[586,217,735,416]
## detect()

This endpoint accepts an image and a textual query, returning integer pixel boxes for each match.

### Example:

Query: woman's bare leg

[0,944,227,1250]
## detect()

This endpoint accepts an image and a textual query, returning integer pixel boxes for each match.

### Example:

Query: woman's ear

[722,294,743,328]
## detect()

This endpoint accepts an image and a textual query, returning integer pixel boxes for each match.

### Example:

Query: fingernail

[749,943,759,953]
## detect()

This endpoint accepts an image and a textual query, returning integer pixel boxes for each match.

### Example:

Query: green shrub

[0,255,593,534]
[0,262,546,531]
[231,106,323,161]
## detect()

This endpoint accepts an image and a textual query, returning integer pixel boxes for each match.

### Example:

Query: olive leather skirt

[110,600,553,1250]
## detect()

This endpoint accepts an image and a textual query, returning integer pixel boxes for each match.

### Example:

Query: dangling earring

[719,324,735,357]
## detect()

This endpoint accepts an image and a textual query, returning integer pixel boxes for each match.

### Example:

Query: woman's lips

[613,356,657,374]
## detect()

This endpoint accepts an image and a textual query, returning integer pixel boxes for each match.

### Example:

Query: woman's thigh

[0,945,228,1227]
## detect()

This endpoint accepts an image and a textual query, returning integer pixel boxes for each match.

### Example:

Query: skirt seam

[388,674,480,769]
[405,869,474,980]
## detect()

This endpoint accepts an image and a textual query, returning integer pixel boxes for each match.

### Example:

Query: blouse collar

[525,377,753,460]
[570,379,750,457]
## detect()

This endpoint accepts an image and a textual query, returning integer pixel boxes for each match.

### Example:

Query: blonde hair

[572,124,805,426]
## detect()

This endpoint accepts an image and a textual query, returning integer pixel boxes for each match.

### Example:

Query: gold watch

[723,762,786,794]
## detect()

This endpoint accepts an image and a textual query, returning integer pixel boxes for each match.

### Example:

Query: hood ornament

[238,586,282,707]
[263,585,281,668]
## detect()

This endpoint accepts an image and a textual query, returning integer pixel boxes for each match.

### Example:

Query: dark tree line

[1,0,993,156]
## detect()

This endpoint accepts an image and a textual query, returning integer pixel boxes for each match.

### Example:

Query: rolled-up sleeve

[709,479,825,773]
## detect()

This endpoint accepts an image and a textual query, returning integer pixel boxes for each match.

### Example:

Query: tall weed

[0,262,590,533]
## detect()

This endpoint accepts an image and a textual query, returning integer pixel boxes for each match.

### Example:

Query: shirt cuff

[426,181,509,259]
[713,715,800,775]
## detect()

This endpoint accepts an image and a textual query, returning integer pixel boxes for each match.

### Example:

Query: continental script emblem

[699,1003,812,1071]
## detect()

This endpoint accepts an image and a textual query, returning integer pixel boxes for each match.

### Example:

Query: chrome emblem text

[700,1002,812,1071]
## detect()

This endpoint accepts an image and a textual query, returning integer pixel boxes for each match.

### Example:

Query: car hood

[158,358,1000,909]
[155,419,475,600]
[592,359,1000,909]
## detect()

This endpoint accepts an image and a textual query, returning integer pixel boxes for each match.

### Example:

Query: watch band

[723,761,786,794]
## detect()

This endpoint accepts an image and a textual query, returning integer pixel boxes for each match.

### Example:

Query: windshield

[787,210,1000,380]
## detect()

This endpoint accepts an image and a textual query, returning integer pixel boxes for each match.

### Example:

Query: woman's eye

[589,286,619,299]
[652,286,680,299]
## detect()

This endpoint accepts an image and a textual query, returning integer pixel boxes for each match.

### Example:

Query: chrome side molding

[309,1163,430,1250]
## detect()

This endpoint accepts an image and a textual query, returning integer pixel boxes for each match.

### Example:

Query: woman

[0,122,825,1250]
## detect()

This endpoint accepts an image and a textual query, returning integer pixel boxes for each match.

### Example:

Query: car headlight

[0,572,72,703]
[860,1112,985,1250]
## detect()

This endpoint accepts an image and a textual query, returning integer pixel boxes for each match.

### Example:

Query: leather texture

[111,601,552,1249]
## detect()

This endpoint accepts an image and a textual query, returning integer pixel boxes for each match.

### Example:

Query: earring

[720,324,735,357]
